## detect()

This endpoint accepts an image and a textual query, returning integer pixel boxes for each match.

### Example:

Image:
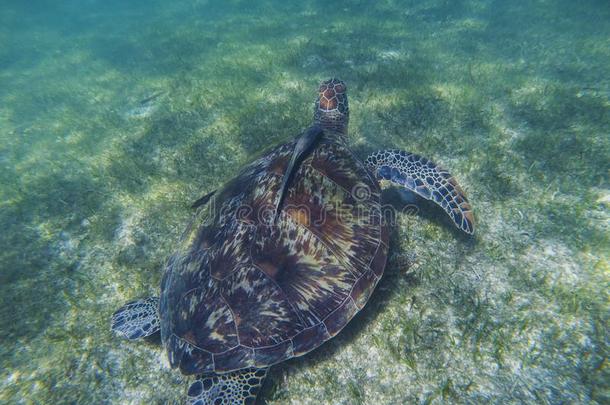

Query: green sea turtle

[111,78,474,404]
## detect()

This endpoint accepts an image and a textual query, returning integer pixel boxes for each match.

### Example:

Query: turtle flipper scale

[187,368,268,405]
[366,149,475,234]
[111,297,160,340]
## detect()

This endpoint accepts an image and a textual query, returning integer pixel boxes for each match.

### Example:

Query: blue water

[1,1,608,403]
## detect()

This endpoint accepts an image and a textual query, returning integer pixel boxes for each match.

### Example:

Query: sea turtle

[111,78,474,404]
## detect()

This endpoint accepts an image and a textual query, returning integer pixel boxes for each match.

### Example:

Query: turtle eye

[334,83,346,93]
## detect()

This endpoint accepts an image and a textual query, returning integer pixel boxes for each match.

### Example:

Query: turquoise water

[1,0,608,403]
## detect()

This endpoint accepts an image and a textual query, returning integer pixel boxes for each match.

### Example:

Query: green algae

[1,0,609,404]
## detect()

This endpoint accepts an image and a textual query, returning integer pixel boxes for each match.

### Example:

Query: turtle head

[314,78,349,135]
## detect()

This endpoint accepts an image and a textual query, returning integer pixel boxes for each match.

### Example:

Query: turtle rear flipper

[111,297,160,340]
[367,149,475,234]
[187,368,268,405]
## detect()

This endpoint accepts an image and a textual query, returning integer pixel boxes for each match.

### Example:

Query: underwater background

[0,0,608,403]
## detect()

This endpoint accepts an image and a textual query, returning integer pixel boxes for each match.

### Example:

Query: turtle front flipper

[274,125,324,220]
[111,297,160,340]
[366,149,475,234]
[187,368,268,405]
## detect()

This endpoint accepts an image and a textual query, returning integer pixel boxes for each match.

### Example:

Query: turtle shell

[159,132,389,375]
